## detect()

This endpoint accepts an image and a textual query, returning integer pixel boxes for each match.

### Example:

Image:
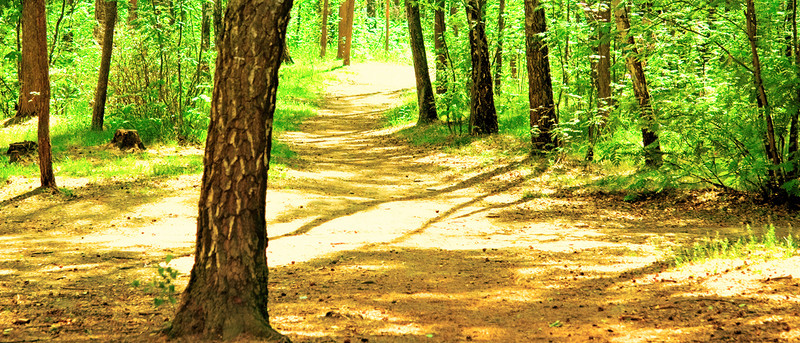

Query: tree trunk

[510,52,517,78]
[200,0,211,50]
[450,1,459,37]
[320,0,329,57]
[342,0,355,65]
[433,0,447,94]
[128,0,138,26]
[19,0,55,188]
[790,0,800,165]
[367,0,376,29]
[337,2,346,58]
[465,0,498,135]
[613,0,662,168]
[405,0,438,125]
[525,0,557,150]
[493,0,505,92]
[91,0,117,131]
[385,0,390,51]
[584,1,612,161]
[213,0,223,46]
[168,0,294,341]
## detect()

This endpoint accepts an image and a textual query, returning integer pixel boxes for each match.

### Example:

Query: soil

[1,62,800,343]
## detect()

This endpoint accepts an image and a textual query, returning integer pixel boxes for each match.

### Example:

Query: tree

[524,0,556,149]
[583,0,612,161]
[91,0,117,131]
[320,0,329,57]
[167,0,294,340]
[342,0,355,65]
[613,0,662,167]
[17,0,56,188]
[433,0,447,94]
[405,0,438,125]
[493,0,505,92]
[385,0,390,51]
[465,0,497,135]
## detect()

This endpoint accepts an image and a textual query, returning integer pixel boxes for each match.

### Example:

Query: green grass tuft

[673,225,799,266]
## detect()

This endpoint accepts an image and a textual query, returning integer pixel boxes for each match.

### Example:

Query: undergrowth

[673,225,799,266]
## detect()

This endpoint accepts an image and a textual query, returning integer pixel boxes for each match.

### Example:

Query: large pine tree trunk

[524,0,557,150]
[91,0,117,131]
[613,1,662,167]
[433,0,447,94]
[493,0,505,92]
[18,0,55,188]
[405,0,438,125]
[168,0,294,341]
[465,0,498,135]
[320,0,329,57]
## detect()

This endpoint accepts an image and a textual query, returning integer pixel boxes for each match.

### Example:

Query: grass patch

[673,225,799,266]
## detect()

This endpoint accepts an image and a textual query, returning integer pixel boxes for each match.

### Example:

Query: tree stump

[6,141,38,163]
[111,129,145,151]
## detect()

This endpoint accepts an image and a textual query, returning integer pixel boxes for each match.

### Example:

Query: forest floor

[1,62,800,342]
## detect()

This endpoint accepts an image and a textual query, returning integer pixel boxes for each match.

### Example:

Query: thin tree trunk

[49,0,68,64]
[385,0,390,51]
[321,0,329,57]
[200,0,211,50]
[525,0,557,150]
[434,0,447,94]
[613,0,662,167]
[128,0,138,26]
[584,1,612,161]
[93,0,106,44]
[213,0,223,45]
[342,0,355,65]
[92,0,117,131]
[406,0,438,125]
[510,53,518,78]
[466,0,498,135]
[19,0,55,188]
[168,0,294,340]
[744,0,781,185]
[790,0,800,163]
[493,0,505,92]
[367,0,376,29]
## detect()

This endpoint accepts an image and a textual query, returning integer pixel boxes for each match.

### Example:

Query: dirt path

[1,62,799,342]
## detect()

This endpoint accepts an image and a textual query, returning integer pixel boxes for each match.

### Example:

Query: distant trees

[168,0,294,340]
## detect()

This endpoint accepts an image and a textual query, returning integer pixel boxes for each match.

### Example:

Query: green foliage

[673,225,799,266]
[132,255,181,308]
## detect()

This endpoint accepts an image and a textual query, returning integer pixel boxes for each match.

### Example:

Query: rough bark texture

[613,0,662,168]
[405,0,438,125]
[337,2,346,58]
[168,0,293,340]
[524,0,556,150]
[6,141,37,164]
[91,0,117,132]
[465,0,497,135]
[18,0,55,188]
[213,0,223,45]
[745,0,781,181]
[320,0,329,57]
[110,129,145,150]
[433,0,447,94]
[493,0,505,92]
[200,0,211,50]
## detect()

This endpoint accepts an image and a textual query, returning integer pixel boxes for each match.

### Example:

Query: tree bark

[342,0,355,65]
[493,0,505,92]
[525,0,557,150]
[200,0,211,50]
[213,0,223,46]
[790,0,800,165]
[613,0,662,167]
[168,0,294,341]
[465,0,498,135]
[320,0,329,57]
[405,0,438,125]
[18,0,55,188]
[433,0,447,94]
[93,0,106,44]
[91,0,117,131]
[337,2,346,58]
